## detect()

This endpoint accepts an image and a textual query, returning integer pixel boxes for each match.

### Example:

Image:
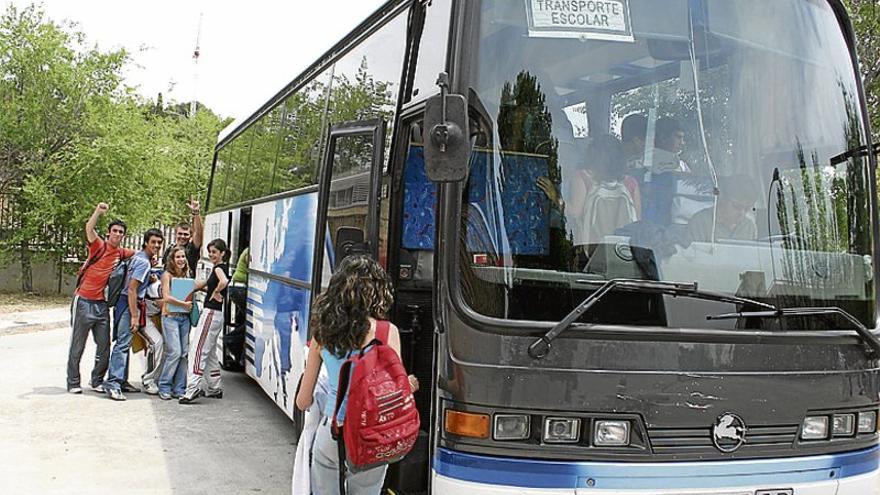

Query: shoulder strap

[375,320,390,344]
[77,243,108,287]
[331,358,354,495]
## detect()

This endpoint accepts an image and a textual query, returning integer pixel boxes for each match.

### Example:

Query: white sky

[7,0,388,119]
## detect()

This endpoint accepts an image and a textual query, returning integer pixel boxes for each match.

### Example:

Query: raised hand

[96,202,110,214]
[187,198,201,215]
[536,177,560,204]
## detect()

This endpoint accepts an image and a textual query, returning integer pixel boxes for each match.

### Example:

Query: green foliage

[0,4,225,287]
[843,0,880,134]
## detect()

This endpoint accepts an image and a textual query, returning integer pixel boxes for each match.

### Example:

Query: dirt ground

[0,291,70,313]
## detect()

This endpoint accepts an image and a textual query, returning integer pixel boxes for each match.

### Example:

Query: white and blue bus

[206,0,880,493]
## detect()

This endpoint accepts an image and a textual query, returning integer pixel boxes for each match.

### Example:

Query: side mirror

[424,72,470,182]
[334,227,367,270]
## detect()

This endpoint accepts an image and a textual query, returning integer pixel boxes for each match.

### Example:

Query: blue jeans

[159,314,191,395]
[105,305,134,391]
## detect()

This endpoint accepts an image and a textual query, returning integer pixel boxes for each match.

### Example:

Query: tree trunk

[20,241,33,293]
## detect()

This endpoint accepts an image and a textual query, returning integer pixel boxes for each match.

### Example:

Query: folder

[167,278,195,313]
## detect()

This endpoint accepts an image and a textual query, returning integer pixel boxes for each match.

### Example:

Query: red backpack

[332,320,419,484]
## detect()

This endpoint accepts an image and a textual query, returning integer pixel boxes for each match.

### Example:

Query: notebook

[167,278,195,313]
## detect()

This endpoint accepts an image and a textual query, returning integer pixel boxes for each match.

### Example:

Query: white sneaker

[145,383,159,395]
[108,389,127,401]
[68,387,82,394]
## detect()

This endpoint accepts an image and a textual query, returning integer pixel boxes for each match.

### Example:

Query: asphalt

[0,309,298,495]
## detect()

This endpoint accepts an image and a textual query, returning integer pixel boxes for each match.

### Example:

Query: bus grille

[648,424,799,454]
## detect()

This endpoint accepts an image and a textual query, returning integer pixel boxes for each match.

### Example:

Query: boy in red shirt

[66,203,135,394]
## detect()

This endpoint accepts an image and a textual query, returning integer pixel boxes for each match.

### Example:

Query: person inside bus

[621,113,648,182]
[650,117,691,175]
[642,117,692,226]
[543,135,640,248]
[687,175,759,243]
[295,255,418,495]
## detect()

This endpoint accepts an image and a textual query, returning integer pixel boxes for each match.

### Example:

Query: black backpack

[105,258,130,306]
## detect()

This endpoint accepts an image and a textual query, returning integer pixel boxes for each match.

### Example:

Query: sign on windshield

[525,0,634,42]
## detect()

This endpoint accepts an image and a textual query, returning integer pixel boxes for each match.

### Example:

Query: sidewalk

[0,306,69,335]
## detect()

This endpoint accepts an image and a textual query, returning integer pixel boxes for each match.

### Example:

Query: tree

[844,0,880,134]
[0,4,128,291]
[0,4,225,292]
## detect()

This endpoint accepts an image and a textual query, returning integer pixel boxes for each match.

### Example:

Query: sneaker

[178,390,203,404]
[91,383,105,394]
[68,386,82,394]
[205,390,223,399]
[108,389,127,401]
[144,383,159,396]
[121,382,141,393]
[171,393,182,399]
[159,392,172,400]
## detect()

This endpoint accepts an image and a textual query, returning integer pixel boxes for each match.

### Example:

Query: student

[140,262,165,395]
[687,175,759,242]
[158,246,193,400]
[162,199,203,278]
[295,255,418,495]
[67,202,135,394]
[179,239,229,404]
[651,117,691,174]
[105,228,165,401]
[229,247,249,320]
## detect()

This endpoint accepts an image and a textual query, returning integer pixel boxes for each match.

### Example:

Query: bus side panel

[246,193,318,419]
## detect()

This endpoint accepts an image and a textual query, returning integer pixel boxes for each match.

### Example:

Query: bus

[205,0,880,493]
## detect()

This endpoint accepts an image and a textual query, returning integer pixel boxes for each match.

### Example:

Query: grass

[0,292,71,313]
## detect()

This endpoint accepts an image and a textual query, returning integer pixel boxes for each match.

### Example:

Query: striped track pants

[184,308,223,396]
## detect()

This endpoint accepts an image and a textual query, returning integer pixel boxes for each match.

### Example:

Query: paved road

[0,322,297,495]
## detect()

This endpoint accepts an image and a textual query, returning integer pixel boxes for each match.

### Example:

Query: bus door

[312,119,386,291]
[221,206,251,371]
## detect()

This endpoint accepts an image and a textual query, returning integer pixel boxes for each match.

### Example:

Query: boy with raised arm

[67,203,135,394]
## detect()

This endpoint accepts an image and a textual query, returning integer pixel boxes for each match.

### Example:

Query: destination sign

[526,0,634,42]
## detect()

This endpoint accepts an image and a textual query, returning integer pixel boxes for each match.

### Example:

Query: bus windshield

[458,0,876,328]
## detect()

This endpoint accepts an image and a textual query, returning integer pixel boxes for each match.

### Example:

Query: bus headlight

[858,411,877,434]
[832,414,855,436]
[493,414,530,440]
[594,420,630,446]
[543,417,581,443]
[801,416,829,440]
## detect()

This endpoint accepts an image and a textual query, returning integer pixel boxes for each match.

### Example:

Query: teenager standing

[179,239,229,404]
[295,255,418,495]
[104,229,164,401]
[158,246,193,400]
[67,202,134,394]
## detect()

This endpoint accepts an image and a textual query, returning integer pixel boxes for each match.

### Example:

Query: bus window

[319,128,379,292]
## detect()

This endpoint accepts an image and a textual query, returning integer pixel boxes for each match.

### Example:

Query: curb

[0,321,69,337]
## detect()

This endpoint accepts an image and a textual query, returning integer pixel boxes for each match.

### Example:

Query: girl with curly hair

[295,255,417,495]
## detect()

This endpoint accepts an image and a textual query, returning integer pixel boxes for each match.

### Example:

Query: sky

[7,0,388,120]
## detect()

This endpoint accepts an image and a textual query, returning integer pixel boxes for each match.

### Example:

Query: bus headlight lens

[832,414,855,436]
[543,417,581,443]
[801,416,829,440]
[493,414,530,440]
[858,411,877,434]
[594,420,630,446]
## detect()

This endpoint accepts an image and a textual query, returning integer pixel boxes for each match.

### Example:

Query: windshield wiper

[706,307,880,359]
[527,278,777,359]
